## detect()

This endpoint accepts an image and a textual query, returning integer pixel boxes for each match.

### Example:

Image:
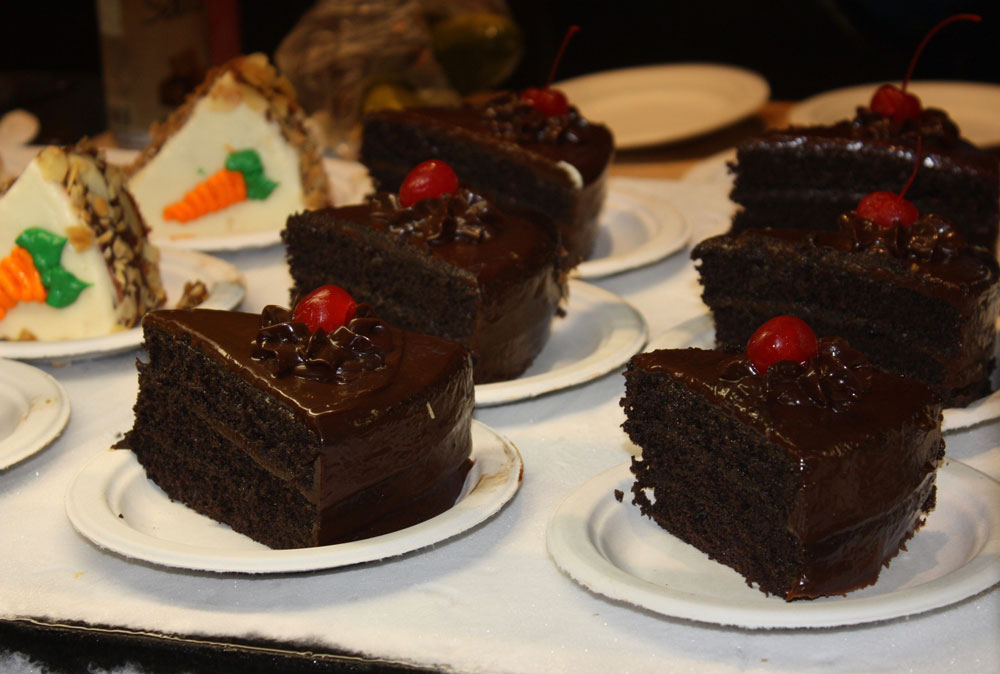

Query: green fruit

[431,13,524,94]
[362,83,420,114]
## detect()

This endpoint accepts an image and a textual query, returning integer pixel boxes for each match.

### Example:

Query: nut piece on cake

[127,53,330,243]
[0,142,166,341]
[621,318,945,600]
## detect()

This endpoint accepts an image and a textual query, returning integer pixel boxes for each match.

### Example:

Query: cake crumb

[614,489,623,502]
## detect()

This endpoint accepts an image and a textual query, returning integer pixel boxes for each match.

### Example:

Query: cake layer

[121,308,474,549]
[283,190,565,384]
[693,221,1000,407]
[729,110,1000,251]
[622,345,943,599]
[360,93,613,263]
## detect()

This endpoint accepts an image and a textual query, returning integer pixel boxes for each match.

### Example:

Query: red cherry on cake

[868,13,981,123]
[869,84,922,124]
[746,316,819,374]
[520,24,579,116]
[521,86,570,116]
[856,136,922,228]
[398,160,459,207]
[856,190,920,228]
[293,285,357,333]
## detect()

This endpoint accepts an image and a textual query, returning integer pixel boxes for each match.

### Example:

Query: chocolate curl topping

[721,338,874,413]
[840,212,967,263]
[480,91,585,145]
[851,106,959,143]
[251,304,401,386]
[369,189,494,245]
[764,338,874,412]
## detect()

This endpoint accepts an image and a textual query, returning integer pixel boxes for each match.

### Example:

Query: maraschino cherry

[869,13,981,123]
[746,316,818,375]
[398,160,459,207]
[520,25,580,116]
[855,137,922,228]
[293,284,357,333]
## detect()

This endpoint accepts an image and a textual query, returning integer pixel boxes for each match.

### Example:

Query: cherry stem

[545,25,580,88]
[902,13,981,92]
[899,136,922,200]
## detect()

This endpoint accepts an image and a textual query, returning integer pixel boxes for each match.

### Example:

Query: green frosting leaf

[15,227,91,308]
[225,148,278,200]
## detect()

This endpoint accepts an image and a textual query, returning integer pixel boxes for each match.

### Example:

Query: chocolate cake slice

[621,337,944,600]
[692,213,1000,407]
[283,187,567,384]
[359,91,614,264]
[119,305,474,549]
[729,107,999,251]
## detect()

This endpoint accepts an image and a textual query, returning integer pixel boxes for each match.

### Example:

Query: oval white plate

[66,420,522,573]
[788,81,1000,147]
[0,248,246,362]
[475,281,647,407]
[649,314,1000,432]
[574,191,689,279]
[556,63,769,150]
[547,460,1000,629]
[0,359,70,470]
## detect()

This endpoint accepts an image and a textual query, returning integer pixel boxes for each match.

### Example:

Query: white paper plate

[547,460,1000,629]
[555,63,769,150]
[683,148,736,190]
[65,420,522,573]
[475,281,647,406]
[0,359,70,470]
[574,191,689,279]
[649,314,1000,432]
[0,248,245,362]
[788,81,1000,147]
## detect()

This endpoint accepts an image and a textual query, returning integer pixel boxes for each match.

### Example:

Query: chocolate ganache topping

[367,188,495,246]
[838,212,967,263]
[721,338,874,413]
[251,304,402,394]
[851,105,960,143]
[479,91,587,145]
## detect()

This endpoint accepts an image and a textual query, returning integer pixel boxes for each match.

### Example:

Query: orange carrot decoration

[162,148,278,223]
[0,245,47,319]
[163,167,247,223]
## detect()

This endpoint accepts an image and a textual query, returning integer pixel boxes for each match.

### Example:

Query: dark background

[1,0,997,144]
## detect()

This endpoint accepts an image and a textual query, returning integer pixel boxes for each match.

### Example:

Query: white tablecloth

[1,177,997,674]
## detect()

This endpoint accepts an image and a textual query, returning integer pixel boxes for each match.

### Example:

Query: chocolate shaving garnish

[479,91,586,145]
[763,338,874,412]
[250,304,402,393]
[839,212,967,263]
[368,188,495,246]
[851,105,960,143]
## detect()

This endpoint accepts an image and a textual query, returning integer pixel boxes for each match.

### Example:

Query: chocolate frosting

[480,91,590,146]
[251,304,402,396]
[759,106,995,173]
[330,192,563,290]
[142,308,470,444]
[850,105,960,144]
[368,189,494,246]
